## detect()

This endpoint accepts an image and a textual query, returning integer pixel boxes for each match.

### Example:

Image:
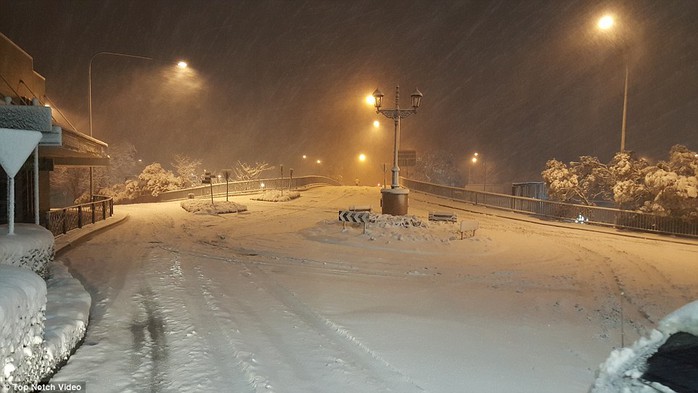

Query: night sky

[1,0,696,185]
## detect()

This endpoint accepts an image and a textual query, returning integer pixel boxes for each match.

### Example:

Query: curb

[54,213,129,254]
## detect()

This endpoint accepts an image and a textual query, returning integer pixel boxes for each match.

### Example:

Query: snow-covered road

[51,186,698,392]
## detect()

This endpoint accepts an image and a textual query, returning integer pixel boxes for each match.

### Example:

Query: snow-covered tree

[570,156,614,204]
[171,154,202,188]
[543,145,697,220]
[541,159,584,204]
[233,161,274,180]
[609,152,651,210]
[642,145,698,220]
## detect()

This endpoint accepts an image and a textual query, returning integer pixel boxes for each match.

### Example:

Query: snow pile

[0,106,52,132]
[42,261,91,374]
[251,190,300,202]
[180,199,247,214]
[0,224,55,278]
[0,265,47,392]
[591,299,698,393]
[363,214,461,242]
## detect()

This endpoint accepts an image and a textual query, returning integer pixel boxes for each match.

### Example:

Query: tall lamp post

[598,15,630,153]
[372,85,422,215]
[471,152,487,191]
[88,51,153,199]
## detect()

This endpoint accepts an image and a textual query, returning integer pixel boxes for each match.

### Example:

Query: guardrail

[147,175,342,203]
[402,178,698,238]
[46,195,114,236]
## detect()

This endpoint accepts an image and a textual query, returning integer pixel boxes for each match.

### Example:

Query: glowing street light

[365,94,376,106]
[469,152,486,191]
[598,15,614,30]
[358,153,367,162]
[372,85,423,215]
[373,120,380,128]
[177,60,188,69]
[597,14,630,152]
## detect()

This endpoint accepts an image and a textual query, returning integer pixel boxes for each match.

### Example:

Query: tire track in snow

[240,262,427,393]
[559,239,654,339]
[155,247,270,393]
[594,239,695,322]
[161,245,426,393]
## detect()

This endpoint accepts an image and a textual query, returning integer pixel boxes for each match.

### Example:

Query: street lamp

[372,85,423,215]
[88,51,152,199]
[597,14,630,153]
[88,52,187,198]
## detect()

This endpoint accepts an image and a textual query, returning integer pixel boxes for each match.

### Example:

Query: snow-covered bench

[428,211,457,222]
[348,205,372,212]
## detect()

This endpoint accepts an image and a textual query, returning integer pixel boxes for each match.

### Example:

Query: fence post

[78,205,83,228]
[62,209,68,234]
[102,200,107,220]
[45,211,51,232]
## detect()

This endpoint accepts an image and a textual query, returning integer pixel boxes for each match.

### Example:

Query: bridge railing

[145,175,343,203]
[402,178,698,238]
[46,195,114,236]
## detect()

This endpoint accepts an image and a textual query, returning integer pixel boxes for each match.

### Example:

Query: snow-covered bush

[251,190,300,202]
[180,199,247,214]
[138,163,182,197]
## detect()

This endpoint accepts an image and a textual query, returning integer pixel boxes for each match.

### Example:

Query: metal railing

[46,195,114,236]
[402,178,698,238]
[146,175,342,203]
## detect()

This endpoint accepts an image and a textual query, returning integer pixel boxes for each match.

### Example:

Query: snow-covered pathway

[51,186,698,392]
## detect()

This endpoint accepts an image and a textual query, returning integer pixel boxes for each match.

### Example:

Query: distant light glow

[365,95,376,106]
[316,159,321,164]
[302,154,307,159]
[598,15,614,30]
[358,153,366,162]
[373,120,380,128]
[472,157,478,164]
[177,61,188,69]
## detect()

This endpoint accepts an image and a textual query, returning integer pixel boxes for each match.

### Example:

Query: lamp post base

[381,188,409,216]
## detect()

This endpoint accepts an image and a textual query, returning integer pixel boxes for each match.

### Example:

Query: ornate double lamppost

[371,85,422,215]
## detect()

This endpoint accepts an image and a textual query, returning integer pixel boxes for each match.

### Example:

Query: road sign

[338,210,370,223]
[398,150,417,167]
